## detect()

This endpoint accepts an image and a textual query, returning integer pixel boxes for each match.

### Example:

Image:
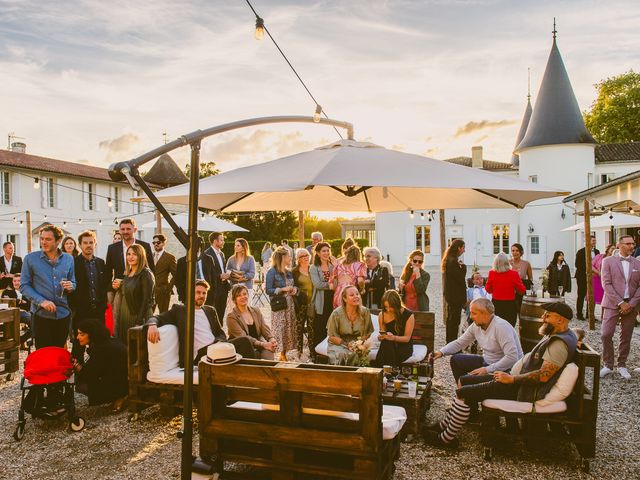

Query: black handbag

[270,294,287,312]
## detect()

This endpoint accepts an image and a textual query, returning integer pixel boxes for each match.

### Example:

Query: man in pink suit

[600,235,640,380]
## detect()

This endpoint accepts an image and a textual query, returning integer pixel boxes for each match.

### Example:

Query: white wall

[518,144,596,269]
[0,167,156,258]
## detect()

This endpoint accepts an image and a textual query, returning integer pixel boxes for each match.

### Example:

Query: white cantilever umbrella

[140,212,248,232]
[144,139,568,211]
[562,212,640,232]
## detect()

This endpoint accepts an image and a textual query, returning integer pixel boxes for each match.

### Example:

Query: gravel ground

[1,268,639,479]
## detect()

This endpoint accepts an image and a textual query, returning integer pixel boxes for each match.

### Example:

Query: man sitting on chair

[430,298,522,383]
[146,280,254,367]
[423,302,577,449]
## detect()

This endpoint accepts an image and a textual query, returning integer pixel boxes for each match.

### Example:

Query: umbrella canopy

[562,212,640,232]
[141,213,248,232]
[144,140,568,211]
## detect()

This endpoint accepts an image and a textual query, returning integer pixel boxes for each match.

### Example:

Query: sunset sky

[1,0,638,204]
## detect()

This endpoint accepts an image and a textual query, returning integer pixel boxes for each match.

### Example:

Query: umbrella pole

[298,211,305,249]
[439,210,448,322]
[181,141,201,479]
[156,210,163,235]
[584,199,595,330]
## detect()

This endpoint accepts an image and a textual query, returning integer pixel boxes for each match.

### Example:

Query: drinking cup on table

[408,381,417,398]
[393,379,402,393]
[383,365,392,376]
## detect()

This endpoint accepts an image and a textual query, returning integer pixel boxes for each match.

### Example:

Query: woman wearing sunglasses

[398,249,430,312]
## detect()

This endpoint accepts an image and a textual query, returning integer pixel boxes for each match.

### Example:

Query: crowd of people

[6,221,640,426]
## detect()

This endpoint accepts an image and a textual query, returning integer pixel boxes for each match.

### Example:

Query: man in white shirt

[205,232,231,323]
[430,297,523,383]
[146,280,253,367]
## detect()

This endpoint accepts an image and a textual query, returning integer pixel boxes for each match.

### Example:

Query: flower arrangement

[539,269,549,292]
[347,337,370,367]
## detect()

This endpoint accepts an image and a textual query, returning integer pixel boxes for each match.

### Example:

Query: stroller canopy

[24,347,72,385]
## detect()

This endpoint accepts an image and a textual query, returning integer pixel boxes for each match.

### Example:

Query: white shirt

[621,256,631,299]
[213,247,225,273]
[3,255,12,274]
[193,308,215,357]
[154,249,164,264]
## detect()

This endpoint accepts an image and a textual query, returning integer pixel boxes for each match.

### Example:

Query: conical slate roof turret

[511,95,532,166]
[515,28,595,152]
[143,153,188,187]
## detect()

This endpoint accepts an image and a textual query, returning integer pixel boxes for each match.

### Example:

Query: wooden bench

[479,343,600,473]
[127,325,198,418]
[0,308,20,380]
[198,359,402,479]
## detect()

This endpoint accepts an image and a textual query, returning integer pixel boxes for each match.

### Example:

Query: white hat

[205,342,242,365]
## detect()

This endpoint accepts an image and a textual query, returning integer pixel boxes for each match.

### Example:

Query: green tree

[216,211,298,243]
[184,161,220,179]
[303,213,344,239]
[584,70,640,143]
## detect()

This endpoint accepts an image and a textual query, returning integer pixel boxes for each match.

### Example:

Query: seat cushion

[509,360,579,405]
[315,313,428,363]
[482,398,567,414]
[147,366,199,385]
[147,324,180,377]
[228,402,407,440]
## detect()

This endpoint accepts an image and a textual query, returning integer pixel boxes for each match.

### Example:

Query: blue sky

[1,0,638,175]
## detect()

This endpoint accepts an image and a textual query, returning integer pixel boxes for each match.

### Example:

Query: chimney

[10,142,26,153]
[471,145,483,168]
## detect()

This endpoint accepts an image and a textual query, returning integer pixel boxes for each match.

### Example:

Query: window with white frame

[84,182,96,211]
[44,177,56,208]
[6,234,18,251]
[415,225,431,254]
[0,172,10,205]
[492,224,510,254]
[529,235,540,255]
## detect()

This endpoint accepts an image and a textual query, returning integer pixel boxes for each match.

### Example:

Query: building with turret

[376,27,640,272]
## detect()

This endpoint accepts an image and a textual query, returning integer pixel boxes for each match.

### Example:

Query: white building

[376,31,640,271]
[0,144,159,258]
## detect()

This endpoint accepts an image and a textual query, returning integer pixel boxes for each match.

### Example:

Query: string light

[108,197,113,208]
[313,105,322,123]
[254,17,264,40]
[78,218,82,224]
[19,220,23,227]
[99,219,102,226]
[409,210,414,219]
[33,178,40,189]
[420,212,425,220]
[63,221,67,227]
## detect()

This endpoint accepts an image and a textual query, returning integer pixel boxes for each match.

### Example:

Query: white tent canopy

[561,212,640,232]
[141,213,248,232]
[142,140,568,212]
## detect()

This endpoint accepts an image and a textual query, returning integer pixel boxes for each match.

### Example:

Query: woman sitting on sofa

[72,318,128,412]
[373,290,415,367]
[227,284,277,360]
[327,285,373,365]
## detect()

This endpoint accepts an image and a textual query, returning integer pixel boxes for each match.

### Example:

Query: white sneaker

[600,366,613,378]
[618,367,631,380]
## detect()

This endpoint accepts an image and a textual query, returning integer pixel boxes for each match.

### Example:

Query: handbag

[270,294,287,312]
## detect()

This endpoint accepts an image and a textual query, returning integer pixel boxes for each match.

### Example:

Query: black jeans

[493,299,518,327]
[33,314,71,350]
[446,303,464,344]
[456,377,518,405]
[576,277,587,317]
[450,353,487,382]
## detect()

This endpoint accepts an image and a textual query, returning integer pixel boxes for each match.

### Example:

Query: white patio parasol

[142,140,568,211]
[140,212,248,232]
[561,212,640,232]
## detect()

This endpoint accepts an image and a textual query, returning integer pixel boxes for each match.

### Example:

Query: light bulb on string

[12,217,16,222]
[19,220,23,227]
[409,210,414,219]
[108,197,113,208]
[313,104,322,123]
[114,218,118,225]
[44,215,47,220]
[78,218,82,224]
[254,17,265,40]
[63,221,67,227]
[99,219,102,226]
[33,178,40,189]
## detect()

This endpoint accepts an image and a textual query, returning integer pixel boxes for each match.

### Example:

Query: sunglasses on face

[152,241,163,245]
[412,259,423,264]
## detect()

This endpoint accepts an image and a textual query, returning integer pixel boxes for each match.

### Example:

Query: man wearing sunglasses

[151,234,177,313]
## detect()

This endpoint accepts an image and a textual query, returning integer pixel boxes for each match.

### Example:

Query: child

[466,272,490,320]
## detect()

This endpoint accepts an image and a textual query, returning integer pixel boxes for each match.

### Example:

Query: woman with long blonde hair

[113,243,155,343]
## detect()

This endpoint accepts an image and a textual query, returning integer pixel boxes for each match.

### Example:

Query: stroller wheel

[13,423,25,441]
[69,417,85,432]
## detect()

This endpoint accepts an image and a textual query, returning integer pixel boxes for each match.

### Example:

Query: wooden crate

[0,308,20,378]
[199,360,401,479]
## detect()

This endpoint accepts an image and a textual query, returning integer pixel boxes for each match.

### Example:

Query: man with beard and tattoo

[423,301,577,449]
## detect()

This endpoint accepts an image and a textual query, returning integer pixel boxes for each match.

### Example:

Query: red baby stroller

[14,346,85,441]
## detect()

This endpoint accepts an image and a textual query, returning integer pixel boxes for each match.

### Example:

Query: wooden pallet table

[382,376,431,438]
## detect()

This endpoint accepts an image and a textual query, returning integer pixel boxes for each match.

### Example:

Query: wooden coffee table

[382,376,431,439]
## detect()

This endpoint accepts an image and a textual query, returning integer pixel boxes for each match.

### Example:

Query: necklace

[346,308,358,323]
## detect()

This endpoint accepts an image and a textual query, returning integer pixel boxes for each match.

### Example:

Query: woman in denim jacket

[266,246,298,361]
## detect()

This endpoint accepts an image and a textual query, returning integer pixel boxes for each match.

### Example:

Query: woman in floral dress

[330,245,366,309]
[265,246,298,361]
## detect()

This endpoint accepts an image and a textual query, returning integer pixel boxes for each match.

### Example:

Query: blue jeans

[450,353,487,382]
